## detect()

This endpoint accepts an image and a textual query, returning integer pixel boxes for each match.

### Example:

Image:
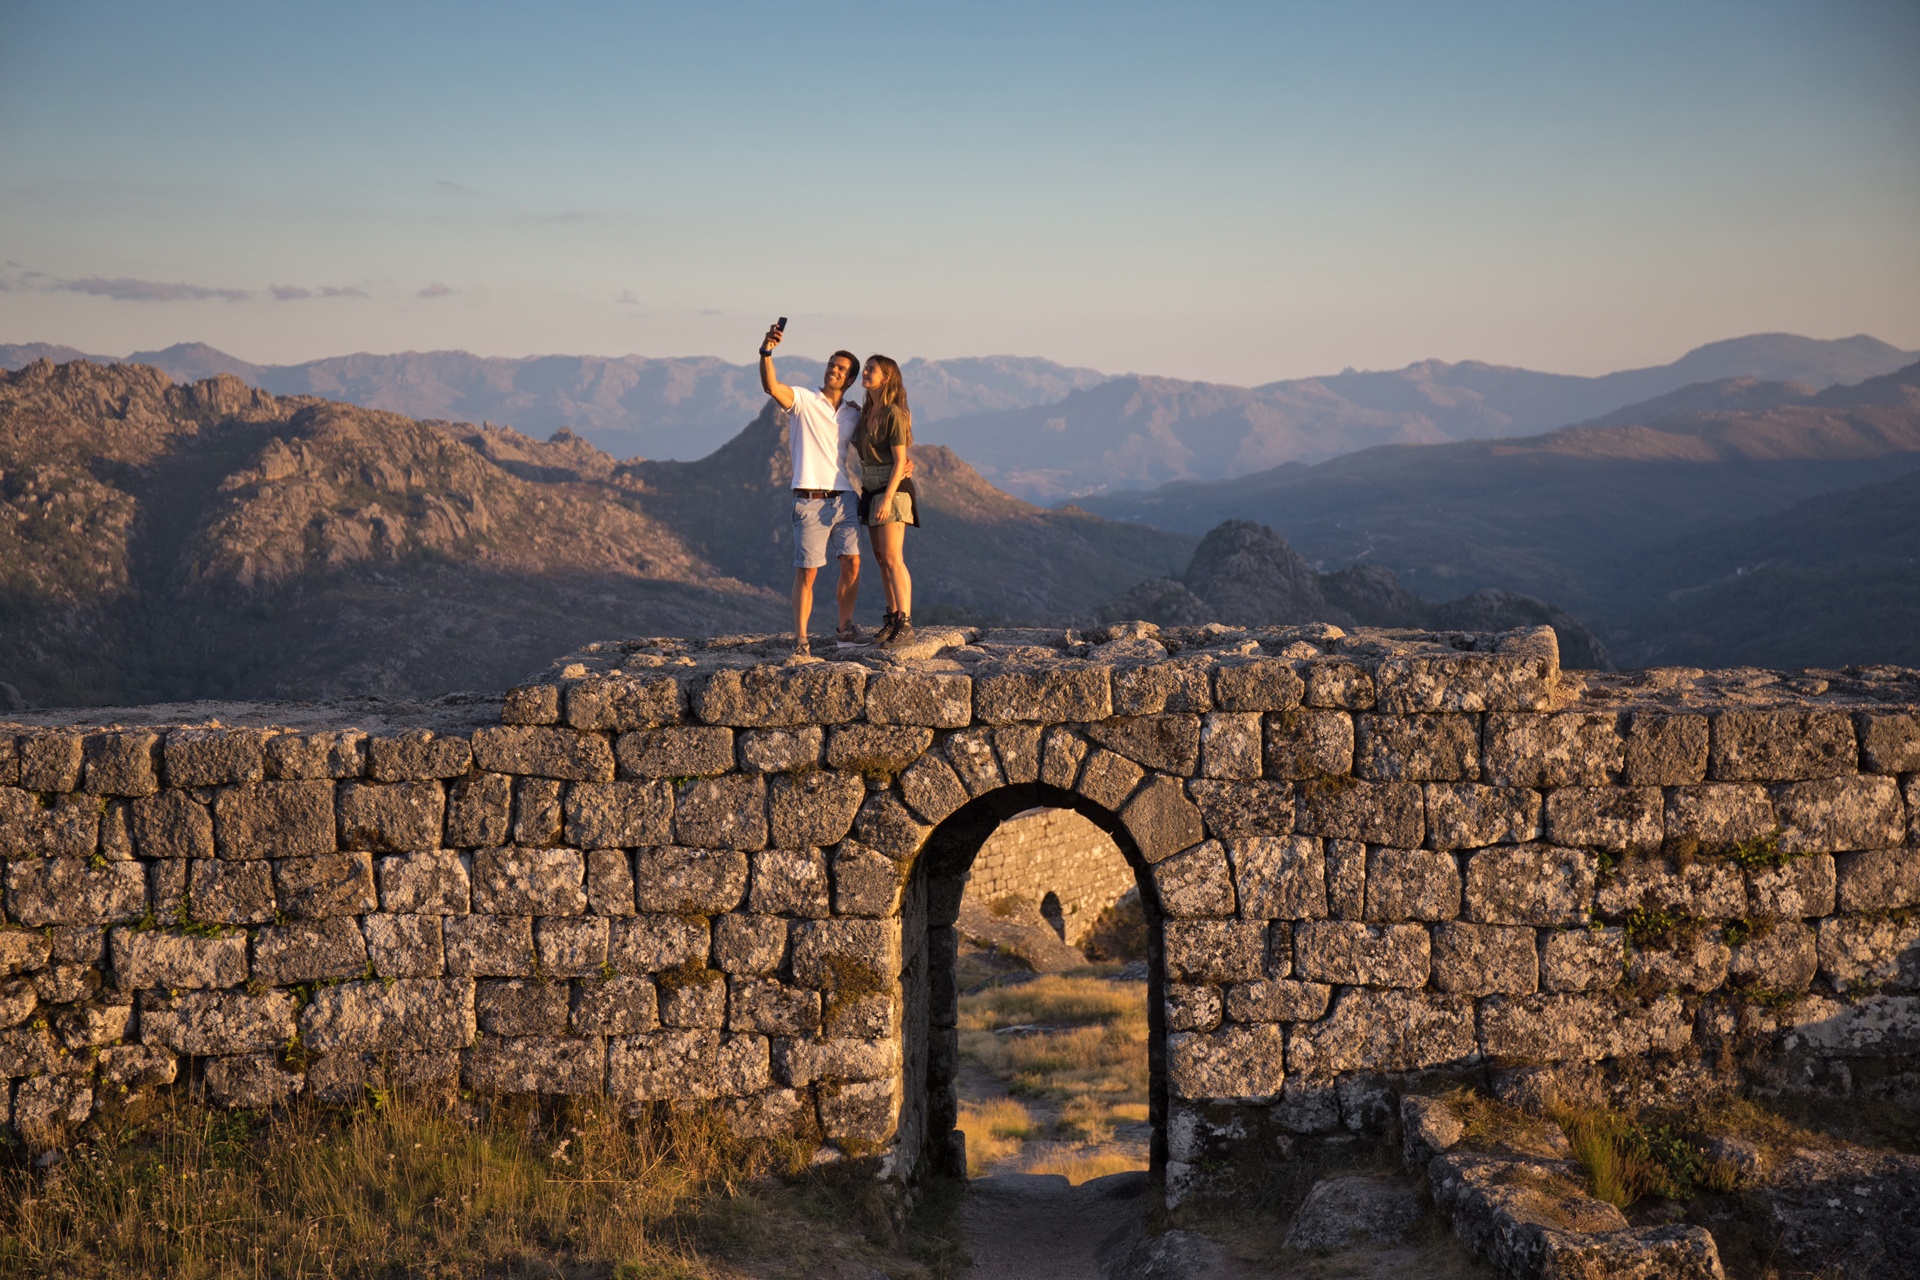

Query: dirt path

[958,1170,1148,1279]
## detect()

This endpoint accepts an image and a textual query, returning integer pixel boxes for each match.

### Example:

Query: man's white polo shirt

[788,385,859,491]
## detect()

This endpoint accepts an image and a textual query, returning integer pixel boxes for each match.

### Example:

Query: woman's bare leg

[874,521,911,617]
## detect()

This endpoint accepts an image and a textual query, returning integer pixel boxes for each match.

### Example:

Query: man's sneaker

[879,617,915,650]
[835,621,867,645]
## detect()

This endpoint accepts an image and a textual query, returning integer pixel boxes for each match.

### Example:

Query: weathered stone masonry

[2,621,1916,1201]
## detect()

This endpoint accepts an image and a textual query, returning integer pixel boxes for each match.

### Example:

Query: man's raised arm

[758,323,796,411]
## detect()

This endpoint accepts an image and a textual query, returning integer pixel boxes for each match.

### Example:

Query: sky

[2,0,1917,386]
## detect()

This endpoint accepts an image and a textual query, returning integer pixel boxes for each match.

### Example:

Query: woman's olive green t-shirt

[855,404,912,466]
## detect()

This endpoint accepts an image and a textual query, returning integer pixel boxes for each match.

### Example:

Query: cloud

[418,282,453,298]
[700,308,722,316]
[271,283,370,301]
[615,290,638,305]
[59,276,250,302]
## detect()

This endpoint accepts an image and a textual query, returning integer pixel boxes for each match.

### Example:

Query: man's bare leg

[792,567,819,649]
[835,554,860,632]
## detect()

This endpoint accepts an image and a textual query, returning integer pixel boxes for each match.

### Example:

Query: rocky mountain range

[7,332,1911,502]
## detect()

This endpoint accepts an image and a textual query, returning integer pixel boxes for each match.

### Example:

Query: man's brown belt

[792,489,845,500]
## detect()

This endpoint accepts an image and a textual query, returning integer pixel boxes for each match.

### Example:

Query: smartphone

[775,317,787,332]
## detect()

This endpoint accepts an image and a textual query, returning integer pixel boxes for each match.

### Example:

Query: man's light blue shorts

[792,491,860,569]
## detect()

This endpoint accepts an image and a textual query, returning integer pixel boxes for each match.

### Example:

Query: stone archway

[893,783,1168,1184]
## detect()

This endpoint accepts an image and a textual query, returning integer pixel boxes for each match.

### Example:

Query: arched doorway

[896,782,1167,1186]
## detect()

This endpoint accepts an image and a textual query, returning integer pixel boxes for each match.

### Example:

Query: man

[759,322,864,656]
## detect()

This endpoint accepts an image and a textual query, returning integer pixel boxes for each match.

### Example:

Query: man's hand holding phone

[760,317,787,358]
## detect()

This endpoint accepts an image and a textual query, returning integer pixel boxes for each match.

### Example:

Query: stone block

[974,665,1111,724]
[81,731,159,796]
[0,735,12,787]
[1230,835,1326,920]
[658,969,727,1027]
[129,791,213,859]
[1544,786,1663,854]
[1663,783,1775,852]
[467,1034,606,1094]
[1373,640,1556,714]
[367,731,472,781]
[713,914,788,975]
[1482,713,1624,787]
[253,917,369,985]
[1295,921,1429,987]
[817,1076,900,1143]
[362,912,445,978]
[512,778,565,845]
[790,918,900,991]
[472,847,587,915]
[942,728,1003,796]
[1710,710,1857,781]
[1039,727,1089,790]
[1153,839,1236,918]
[1430,922,1537,995]
[830,842,907,917]
[0,980,35,1032]
[586,848,636,916]
[573,974,658,1034]
[1168,1023,1285,1100]
[142,989,296,1054]
[768,771,864,846]
[18,731,83,792]
[1835,847,1919,912]
[163,727,267,787]
[1479,992,1690,1061]
[1224,979,1331,1023]
[1087,715,1201,775]
[1214,659,1306,713]
[264,731,366,780]
[1773,775,1904,853]
[6,858,145,925]
[0,1024,60,1077]
[1286,989,1476,1074]
[1122,774,1205,864]
[1300,658,1375,710]
[1263,709,1353,781]
[470,726,615,781]
[1355,714,1478,782]
[1166,983,1222,1031]
[1113,661,1213,715]
[737,727,823,773]
[1325,839,1365,920]
[1364,847,1460,921]
[213,780,337,859]
[444,914,535,976]
[0,928,52,976]
[337,780,445,852]
[1188,779,1295,838]
[444,771,511,848]
[1165,919,1268,982]
[563,780,672,849]
[376,850,471,915]
[476,978,571,1035]
[672,773,768,850]
[1625,932,1729,993]
[1295,779,1422,847]
[1747,854,1836,918]
[502,683,561,725]
[13,1073,94,1148]
[864,671,972,727]
[300,977,477,1052]
[1595,856,1746,919]
[1624,713,1709,785]
[850,792,929,860]
[634,846,748,913]
[827,725,933,775]
[1424,784,1540,850]
[565,673,685,731]
[1727,919,1817,992]
[35,963,98,1003]
[537,916,609,976]
[1855,710,1920,774]
[99,1042,178,1090]
[992,725,1043,784]
[607,914,709,972]
[616,726,734,778]
[48,925,103,965]
[608,1029,720,1100]
[110,927,248,989]
[1817,915,1920,992]
[1199,712,1262,780]
[0,789,100,857]
[1074,748,1145,812]
[894,752,965,825]
[273,852,377,918]
[694,663,867,727]
[1539,927,1625,992]
[748,847,830,918]
[1463,845,1596,926]
[774,1035,898,1086]
[182,858,275,923]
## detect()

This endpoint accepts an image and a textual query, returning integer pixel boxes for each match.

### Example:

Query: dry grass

[0,1083,961,1280]
[1021,1149,1143,1185]
[956,1099,1038,1177]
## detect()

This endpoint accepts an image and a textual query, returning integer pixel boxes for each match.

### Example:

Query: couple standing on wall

[759,320,920,659]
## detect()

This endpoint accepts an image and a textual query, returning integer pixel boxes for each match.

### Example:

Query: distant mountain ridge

[5,332,1910,500]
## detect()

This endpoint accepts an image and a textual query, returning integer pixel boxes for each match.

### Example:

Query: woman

[854,354,920,648]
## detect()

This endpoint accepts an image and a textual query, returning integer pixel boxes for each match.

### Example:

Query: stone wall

[0,620,1914,1198]
[962,806,1134,947]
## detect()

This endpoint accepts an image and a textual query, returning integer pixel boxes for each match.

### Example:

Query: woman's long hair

[859,354,910,437]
